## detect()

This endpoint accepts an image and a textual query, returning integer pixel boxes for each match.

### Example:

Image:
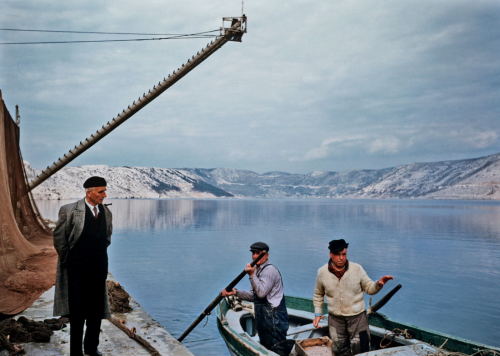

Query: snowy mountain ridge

[26,165,233,200]
[27,153,500,200]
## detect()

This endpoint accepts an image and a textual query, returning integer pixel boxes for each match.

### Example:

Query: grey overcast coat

[52,198,113,317]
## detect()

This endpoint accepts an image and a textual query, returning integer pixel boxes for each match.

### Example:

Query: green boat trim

[368,312,498,356]
[217,296,273,356]
[217,295,500,356]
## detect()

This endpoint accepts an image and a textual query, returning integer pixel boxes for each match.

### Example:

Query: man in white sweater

[313,239,393,356]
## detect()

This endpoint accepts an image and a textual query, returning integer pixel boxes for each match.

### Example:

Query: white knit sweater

[313,261,382,316]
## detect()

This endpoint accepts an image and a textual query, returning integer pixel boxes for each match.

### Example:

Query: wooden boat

[216,295,500,356]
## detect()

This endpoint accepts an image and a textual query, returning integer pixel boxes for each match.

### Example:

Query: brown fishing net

[0,91,56,315]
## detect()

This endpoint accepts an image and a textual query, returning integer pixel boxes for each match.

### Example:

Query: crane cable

[0,28,220,45]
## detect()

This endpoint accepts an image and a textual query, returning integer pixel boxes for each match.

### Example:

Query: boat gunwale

[217,299,278,356]
[217,296,500,356]
[284,296,500,355]
[368,312,500,355]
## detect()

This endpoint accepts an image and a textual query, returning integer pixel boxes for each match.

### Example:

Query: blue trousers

[254,297,290,355]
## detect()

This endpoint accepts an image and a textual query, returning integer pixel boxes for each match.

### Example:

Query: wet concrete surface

[0,286,194,356]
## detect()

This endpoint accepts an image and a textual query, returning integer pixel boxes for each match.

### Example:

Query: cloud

[2,0,500,173]
[292,126,499,165]
[451,129,498,149]
[368,137,402,154]
[292,135,368,162]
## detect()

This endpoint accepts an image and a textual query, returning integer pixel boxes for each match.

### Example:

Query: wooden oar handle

[178,250,267,342]
[369,284,402,314]
[225,251,267,292]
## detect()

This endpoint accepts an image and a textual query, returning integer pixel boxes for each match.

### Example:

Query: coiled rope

[430,339,500,356]
[380,330,499,356]
[380,328,413,348]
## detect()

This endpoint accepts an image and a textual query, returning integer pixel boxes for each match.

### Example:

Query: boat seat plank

[358,343,437,356]
[288,322,328,336]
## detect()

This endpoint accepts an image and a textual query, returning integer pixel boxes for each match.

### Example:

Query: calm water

[36,198,500,355]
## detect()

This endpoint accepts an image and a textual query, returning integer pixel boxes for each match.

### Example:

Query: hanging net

[0,91,56,315]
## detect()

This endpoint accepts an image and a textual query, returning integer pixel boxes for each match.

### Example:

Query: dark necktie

[93,206,98,218]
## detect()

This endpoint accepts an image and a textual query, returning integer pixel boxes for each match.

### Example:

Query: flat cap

[83,176,107,188]
[250,241,269,252]
[328,239,349,253]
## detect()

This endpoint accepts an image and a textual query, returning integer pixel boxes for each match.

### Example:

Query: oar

[368,283,402,314]
[177,251,267,342]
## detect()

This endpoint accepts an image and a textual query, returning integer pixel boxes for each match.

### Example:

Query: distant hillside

[27,153,500,200]
[25,165,233,200]
[183,153,500,200]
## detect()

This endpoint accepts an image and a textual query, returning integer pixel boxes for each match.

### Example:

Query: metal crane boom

[28,16,246,192]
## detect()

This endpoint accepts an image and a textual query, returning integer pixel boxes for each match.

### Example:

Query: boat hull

[217,296,500,356]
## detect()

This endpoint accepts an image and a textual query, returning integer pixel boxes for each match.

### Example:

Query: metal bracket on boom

[222,15,247,42]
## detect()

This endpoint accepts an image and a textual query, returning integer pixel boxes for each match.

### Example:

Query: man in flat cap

[53,176,112,356]
[313,239,393,356]
[221,242,292,355]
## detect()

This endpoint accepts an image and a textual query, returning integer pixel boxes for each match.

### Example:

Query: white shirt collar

[85,198,98,211]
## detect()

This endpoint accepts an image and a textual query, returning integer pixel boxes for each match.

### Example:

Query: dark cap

[83,176,107,188]
[250,241,269,253]
[328,239,349,253]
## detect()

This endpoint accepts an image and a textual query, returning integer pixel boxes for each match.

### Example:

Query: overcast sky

[2,0,500,173]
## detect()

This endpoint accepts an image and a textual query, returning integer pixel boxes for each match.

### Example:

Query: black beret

[83,176,107,188]
[328,239,349,253]
[250,241,269,252]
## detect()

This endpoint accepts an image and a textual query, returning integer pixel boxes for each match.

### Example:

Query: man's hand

[221,288,237,297]
[313,315,323,328]
[244,263,256,276]
[377,275,394,287]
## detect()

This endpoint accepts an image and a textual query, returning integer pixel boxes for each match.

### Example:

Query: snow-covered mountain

[26,165,233,200]
[185,153,500,199]
[26,153,500,200]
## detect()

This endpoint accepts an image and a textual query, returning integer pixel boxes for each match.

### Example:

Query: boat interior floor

[224,303,439,356]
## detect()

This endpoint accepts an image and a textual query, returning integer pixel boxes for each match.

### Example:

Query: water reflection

[36,198,500,354]
[38,199,500,241]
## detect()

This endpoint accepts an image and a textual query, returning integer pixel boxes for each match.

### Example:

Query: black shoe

[84,351,103,356]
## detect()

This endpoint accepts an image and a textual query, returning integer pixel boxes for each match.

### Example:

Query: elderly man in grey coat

[53,176,112,356]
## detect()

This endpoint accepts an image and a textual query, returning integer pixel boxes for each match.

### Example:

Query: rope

[380,328,412,348]
[108,317,161,356]
[0,35,217,45]
[0,29,220,45]
[0,28,219,36]
[380,330,500,356]
[202,313,210,327]
[428,346,500,356]
[471,351,500,356]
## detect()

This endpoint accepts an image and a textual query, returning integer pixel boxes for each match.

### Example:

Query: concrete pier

[0,286,194,356]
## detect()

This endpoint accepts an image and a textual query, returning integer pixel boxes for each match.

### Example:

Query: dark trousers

[68,262,107,355]
[254,297,290,356]
[70,316,102,355]
[328,311,370,356]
